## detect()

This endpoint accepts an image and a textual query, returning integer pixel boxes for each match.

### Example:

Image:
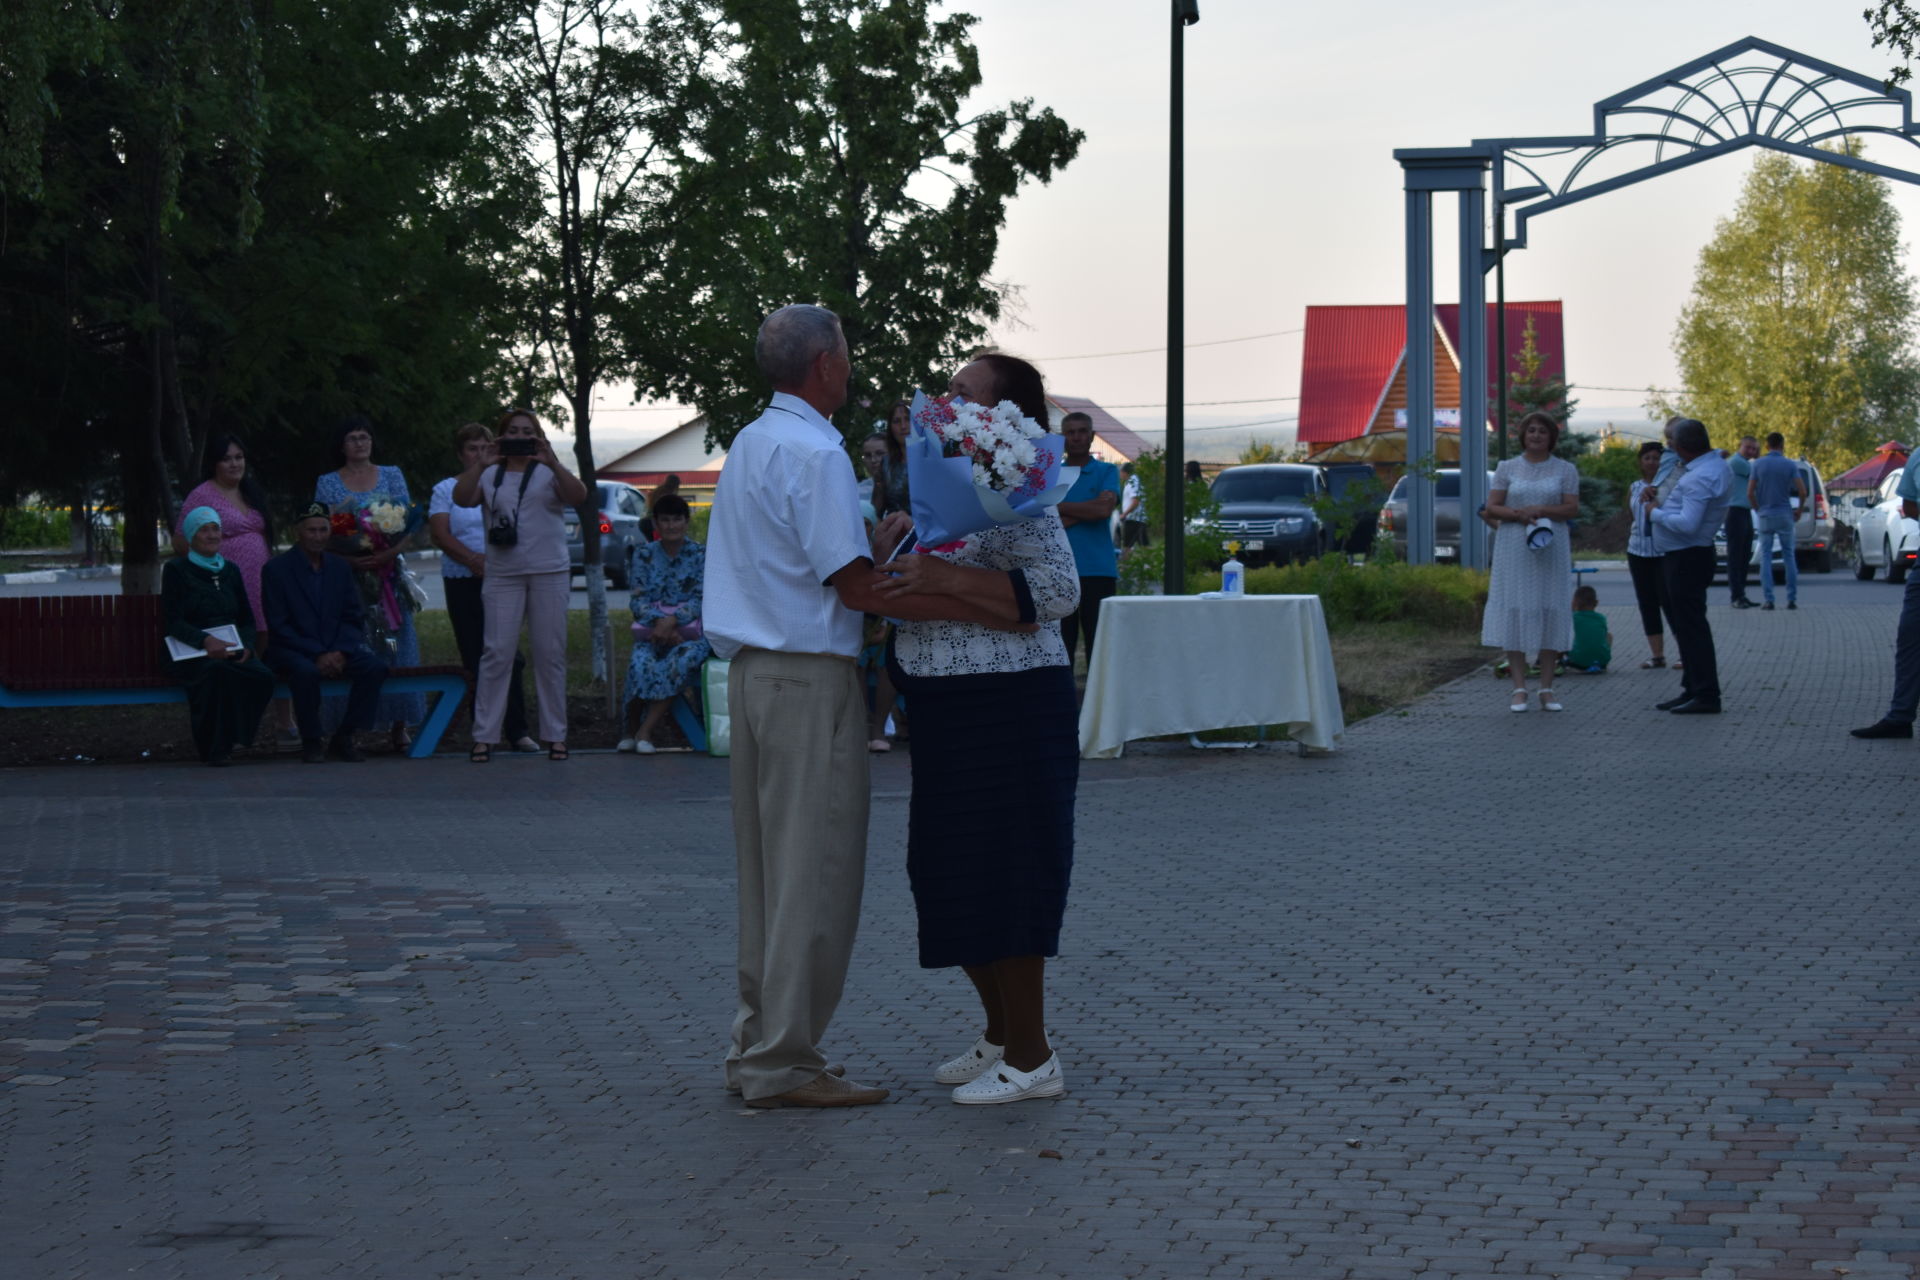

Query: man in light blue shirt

[1853,463,1920,738]
[1747,432,1808,609]
[1641,417,1731,712]
[1055,411,1120,666]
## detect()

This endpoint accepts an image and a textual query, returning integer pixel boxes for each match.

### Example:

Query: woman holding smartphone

[451,408,589,761]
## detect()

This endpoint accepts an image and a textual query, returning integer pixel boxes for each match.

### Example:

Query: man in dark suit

[261,502,389,762]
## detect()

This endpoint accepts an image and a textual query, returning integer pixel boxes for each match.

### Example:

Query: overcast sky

[589,1,1920,461]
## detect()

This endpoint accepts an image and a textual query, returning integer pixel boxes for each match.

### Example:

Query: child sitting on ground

[1567,584,1611,673]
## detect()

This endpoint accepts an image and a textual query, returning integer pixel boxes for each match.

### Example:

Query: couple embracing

[705,304,1081,1109]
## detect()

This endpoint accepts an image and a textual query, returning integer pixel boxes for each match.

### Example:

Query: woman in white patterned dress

[1481,412,1582,712]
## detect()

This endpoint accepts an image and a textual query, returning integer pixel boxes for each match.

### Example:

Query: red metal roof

[1298,301,1564,445]
[1828,441,1911,491]
[1297,306,1407,444]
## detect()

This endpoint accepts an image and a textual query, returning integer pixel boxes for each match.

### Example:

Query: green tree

[1,3,525,588]
[1237,438,1305,464]
[1117,448,1223,595]
[638,0,1083,450]
[1869,1,1920,87]
[1499,311,1577,457]
[489,0,723,684]
[1655,142,1920,476]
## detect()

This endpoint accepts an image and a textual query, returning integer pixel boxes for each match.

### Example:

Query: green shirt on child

[1568,610,1611,670]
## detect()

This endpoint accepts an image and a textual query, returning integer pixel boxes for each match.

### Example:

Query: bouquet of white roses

[902,390,1073,548]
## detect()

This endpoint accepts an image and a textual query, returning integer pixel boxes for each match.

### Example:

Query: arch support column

[1395,148,1490,568]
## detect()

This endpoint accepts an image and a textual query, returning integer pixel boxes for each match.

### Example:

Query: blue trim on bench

[0,674,469,760]
[671,696,708,753]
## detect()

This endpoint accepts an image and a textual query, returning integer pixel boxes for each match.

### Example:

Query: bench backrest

[0,595,172,689]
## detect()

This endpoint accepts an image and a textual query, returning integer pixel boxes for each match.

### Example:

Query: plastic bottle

[1221,549,1245,596]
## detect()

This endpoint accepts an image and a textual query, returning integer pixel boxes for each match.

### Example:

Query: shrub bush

[1,506,67,550]
[1238,556,1487,631]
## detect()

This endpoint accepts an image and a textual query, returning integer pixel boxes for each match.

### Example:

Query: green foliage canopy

[639,0,1084,449]
[1656,143,1920,476]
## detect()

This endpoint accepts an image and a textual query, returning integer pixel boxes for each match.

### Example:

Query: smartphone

[499,438,537,457]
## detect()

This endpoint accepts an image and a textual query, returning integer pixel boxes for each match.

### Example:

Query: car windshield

[1387,472,1462,500]
[1212,470,1312,503]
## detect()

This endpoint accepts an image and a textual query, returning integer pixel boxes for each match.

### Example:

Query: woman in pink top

[175,435,276,630]
[175,434,295,742]
[451,408,589,761]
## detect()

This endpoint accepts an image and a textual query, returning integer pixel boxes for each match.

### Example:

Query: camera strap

[490,460,540,525]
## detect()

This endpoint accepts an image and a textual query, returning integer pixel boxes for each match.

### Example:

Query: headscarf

[182,506,226,573]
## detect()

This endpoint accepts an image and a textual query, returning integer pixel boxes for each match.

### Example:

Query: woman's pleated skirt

[889,657,1078,970]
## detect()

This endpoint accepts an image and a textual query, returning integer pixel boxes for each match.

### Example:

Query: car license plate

[1242,540,1265,551]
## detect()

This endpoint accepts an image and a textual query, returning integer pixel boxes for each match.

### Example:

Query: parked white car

[1849,466,1920,583]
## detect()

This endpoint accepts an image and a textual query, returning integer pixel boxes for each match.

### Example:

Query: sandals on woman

[1538,687,1564,712]
[548,743,569,762]
[469,743,492,764]
[1639,656,1665,669]
[1509,689,1531,713]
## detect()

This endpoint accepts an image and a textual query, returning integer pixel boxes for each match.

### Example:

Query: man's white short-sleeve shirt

[704,392,869,659]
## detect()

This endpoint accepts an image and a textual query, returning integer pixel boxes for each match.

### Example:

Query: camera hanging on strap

[487,458,540,548]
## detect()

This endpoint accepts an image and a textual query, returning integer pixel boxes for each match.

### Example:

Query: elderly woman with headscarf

[162,506,277,765]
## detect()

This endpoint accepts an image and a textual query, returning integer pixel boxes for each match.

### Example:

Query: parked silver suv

[1715,457,1833,577]
[1378,470,1495,561]
[565,481,648,588]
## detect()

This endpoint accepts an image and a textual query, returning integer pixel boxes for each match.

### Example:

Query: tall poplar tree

[633,0,1083,449]
[1658,143,1920,475]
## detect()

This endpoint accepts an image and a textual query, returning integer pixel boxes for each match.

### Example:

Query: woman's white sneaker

[933,1035,1003,1085]
[951,1053,1064,1105]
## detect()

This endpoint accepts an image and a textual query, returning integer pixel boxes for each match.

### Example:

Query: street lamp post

[1163,0,1200,596]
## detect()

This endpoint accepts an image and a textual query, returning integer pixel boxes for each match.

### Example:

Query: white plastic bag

[702,658,731,757]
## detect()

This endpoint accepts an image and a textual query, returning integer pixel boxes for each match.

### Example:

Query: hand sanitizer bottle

[1221,543,1245,596]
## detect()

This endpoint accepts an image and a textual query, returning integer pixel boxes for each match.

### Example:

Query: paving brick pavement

[2,594,1916,1279]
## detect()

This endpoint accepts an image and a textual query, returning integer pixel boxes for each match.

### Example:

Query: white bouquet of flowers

[903,390,1073,548]
[366,501,411,536]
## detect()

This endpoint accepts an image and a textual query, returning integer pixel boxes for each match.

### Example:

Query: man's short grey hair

[756,304,843,388]
[1670,418,1710,454]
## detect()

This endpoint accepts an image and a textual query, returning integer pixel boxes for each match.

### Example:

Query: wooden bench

[0,595,469,759]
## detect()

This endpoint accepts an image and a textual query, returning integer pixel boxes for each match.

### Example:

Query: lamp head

[1177,0,1199,24]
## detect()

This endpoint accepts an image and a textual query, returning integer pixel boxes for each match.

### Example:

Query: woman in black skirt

[877,353,1082,1105]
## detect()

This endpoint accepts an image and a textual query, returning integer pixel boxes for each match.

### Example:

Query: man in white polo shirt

[707,305,1019,1109]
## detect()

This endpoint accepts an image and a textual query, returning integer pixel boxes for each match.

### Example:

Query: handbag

[631,603,702,643]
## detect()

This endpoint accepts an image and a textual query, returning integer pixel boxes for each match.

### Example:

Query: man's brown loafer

[727,1063,844,1095]
[744,1072,888,1109]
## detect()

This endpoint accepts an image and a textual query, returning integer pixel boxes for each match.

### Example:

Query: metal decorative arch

[1392,36,1920,569]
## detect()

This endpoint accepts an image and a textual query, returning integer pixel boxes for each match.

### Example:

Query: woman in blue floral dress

[315,415,426,744]
[618,494,711,754]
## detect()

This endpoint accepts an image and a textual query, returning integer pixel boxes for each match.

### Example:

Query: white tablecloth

[1076,594,1346,759]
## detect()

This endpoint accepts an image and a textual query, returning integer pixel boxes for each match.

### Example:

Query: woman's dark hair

[202,433,275,548]
[970,354,1049,428]
[884,400,911,463]
[652,493,691,520]
[494,407,543,437]
[331,414,376,467]
[1638,439,1665,459]
[1517,410,1562,451]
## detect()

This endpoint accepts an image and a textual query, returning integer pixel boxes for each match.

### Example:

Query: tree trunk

[571,389,611,690]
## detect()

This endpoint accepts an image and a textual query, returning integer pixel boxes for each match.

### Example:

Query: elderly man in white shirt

[705,304,1029,1109]
[1639,416,1732,714]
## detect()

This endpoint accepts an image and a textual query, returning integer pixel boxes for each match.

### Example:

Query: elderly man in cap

[260,502,390,762]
